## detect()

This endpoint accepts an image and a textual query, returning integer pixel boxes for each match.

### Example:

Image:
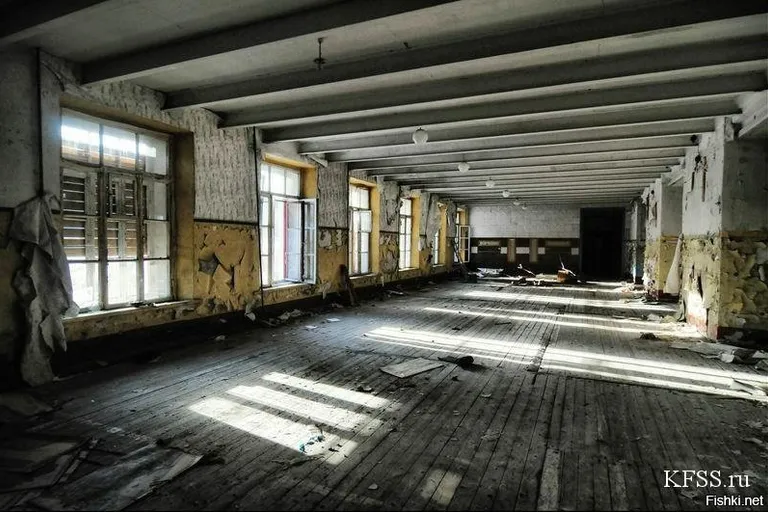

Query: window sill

[64,299,199,323]
[263,281,313,291]
[350,273,378,281]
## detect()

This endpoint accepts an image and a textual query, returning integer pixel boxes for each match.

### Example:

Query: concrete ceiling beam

[0,0,112,45]
[80,0,456,84]
[222,38,767,127]
[296,96,742,152]
[356,147,688,172]
[378,159,679,179]
[425,178,652,193]
[323,120,715,162]
[165,0,767,109]
[273,72,762,144]
[401,169,669,188]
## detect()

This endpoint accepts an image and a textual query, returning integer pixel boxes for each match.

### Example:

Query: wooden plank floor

[20,281,768,510]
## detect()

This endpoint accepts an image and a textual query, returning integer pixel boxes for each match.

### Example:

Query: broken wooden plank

[31,445,201,511]
[380,358,444,378]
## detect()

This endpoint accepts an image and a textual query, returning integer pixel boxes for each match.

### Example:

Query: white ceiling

[4,0,766,206]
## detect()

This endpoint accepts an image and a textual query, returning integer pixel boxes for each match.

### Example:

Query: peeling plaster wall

[642,180,682,295]
[380,181,401,233]
[41,53,258,223]
[720,236,768,331]
[193,222,260,315]
[681,236,722,339]
[318,162,348,229]
[721,140,768,232]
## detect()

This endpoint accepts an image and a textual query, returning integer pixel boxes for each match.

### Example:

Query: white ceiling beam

[324,120,714,162]
[165,0,767,109]
[402,169,669,187]
[81,0,457,84]
[296,98,741,153]
[222,38,766,127]
[270,72,762,144]
[356,147,687,172]
[0,0,112,46]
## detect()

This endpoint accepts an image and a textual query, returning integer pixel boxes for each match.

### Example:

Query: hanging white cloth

[9,194,79,386]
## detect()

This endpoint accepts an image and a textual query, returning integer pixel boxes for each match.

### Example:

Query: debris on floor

[638,332,660,340]
[438,355,475,368]
[298,425,325,453]
[31,444,202,511]
[0,434,88,493]
[670,341,759,364]
[325,318,341,322]
[380,358,444,378]
[356,385,373,393]
[730,380,767,397]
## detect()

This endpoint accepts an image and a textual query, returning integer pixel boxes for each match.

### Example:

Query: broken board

[31,444,201,511]
[380,358,444,378]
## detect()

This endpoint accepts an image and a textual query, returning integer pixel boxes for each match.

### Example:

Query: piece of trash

[31,445,201,511]
[328,447,339,452]
[451,376,460,382]
[368,483,379,490]
[331,303,344,309]
[245,312,256,321]
[438,355,474,368]
[720,353,745,364]
[214,335,227,342]
[380,358,443,378]
[646,314,663,322]
[757,360,768,372]
[639,332,659,340]
[480,393,492,398]
[298,425,324,453]
[326,318,341,322]
[356,385,373,393]
[451,326,462,331]
[305,325,318,330]
[730,379,767,396]
[219,318,227,324]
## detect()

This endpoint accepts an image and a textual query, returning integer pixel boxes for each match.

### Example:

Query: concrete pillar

[680,117,768,339]
[626,199,646,284]
[643,179,682,298]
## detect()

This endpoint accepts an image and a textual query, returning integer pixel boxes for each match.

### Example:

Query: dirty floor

[10,281,768,510]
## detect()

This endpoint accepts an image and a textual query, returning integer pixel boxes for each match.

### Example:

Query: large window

[456,210,470,263]
[349,184,372,275]
[259,162,316,287]
[60,111,171,311]
[398,198,412,269]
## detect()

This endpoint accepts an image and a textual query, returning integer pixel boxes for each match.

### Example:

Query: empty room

[0,0,767,510]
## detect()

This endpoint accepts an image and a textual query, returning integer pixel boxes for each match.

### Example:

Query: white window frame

[259,162,316,287]
[60,110,172,312]
[432,228,441,265]
[398,198,413,270]
[349,184,372,275]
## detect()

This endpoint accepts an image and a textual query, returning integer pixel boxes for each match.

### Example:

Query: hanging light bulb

[512,198,521,206]
[412,128,428,145]
[457,161,470,173]
[502,190,510,198]
[485,177,495,188]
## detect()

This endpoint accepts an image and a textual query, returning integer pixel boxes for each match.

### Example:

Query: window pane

[270,165,285,195]
[400,198,411,216]
[138,134,168,175]
[272,200,285,282]
[63,216,99,261]
[360,210,372,233]
[144,260,171,301]
[360,251,369,274]
[61,115,100,165]
[286,201,302,281]
[108,176,137,217]
[107,261,138,305]
[62,169,98,215]
[261,255,270,286]
[68,262,99,310]
[303,200,316,283]
[259,164,270,193]
[259,195,270,226]
[144,180,167,220]
[285,169,300,197]
[144,221,169,259]
[360,187,370,209]
[107,220,138,260]
[102,125,136,170]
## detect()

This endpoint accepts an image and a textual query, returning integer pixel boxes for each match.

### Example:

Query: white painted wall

[722,139,768,232]
[469,204,580,238]
[682,122,727,236]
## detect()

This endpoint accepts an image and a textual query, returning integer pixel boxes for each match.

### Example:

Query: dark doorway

[580,207,625,280]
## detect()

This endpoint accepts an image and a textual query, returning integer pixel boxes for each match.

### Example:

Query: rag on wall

[9,194,79,386]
